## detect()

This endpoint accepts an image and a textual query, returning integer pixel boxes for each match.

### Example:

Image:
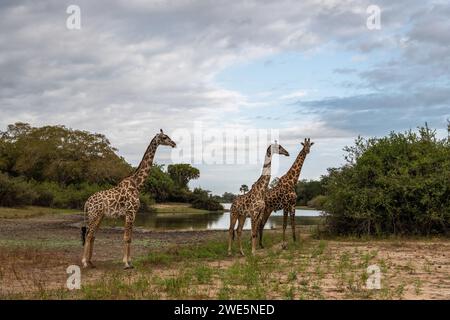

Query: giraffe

[258,138,314,249]
[81,129,176,269]
[228,142,290,256]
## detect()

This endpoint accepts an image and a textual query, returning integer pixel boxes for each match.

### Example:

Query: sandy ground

[0,213,449,299]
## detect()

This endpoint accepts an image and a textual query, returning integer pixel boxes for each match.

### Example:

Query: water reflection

[102,204,322,231]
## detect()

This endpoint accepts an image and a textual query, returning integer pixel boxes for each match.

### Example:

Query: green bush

[324,126,450,236]
[139,193,155,212]
[190,188,223,211]
[0,173,37,206]
[307,195,327,210]
[296,179,325,206]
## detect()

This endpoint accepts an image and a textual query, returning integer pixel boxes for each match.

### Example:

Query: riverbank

[152,202,221,214]
[0,213,448,299]
[0,202,221,220]
[0,206,79,219]
[296,205,320,211]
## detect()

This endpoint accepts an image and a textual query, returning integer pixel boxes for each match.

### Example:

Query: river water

[103,203,322,231]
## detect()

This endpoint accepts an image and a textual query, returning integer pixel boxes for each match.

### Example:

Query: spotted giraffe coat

[259,138,314,247]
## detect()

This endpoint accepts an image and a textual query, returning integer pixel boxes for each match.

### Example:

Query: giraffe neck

[132,136,159,190]
[283,147,307,186]
[252,147,273,192]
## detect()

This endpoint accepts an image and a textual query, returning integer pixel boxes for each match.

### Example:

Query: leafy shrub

[296,179,325,206]
[190,188,223,211]
[139,193,155,212]
[324,126,450,236]
[307,195,327,210]
[0,173,37,206]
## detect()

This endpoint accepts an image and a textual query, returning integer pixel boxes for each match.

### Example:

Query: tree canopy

[239,184,249,194]
[0,122,131,185]
[167,163,200,189]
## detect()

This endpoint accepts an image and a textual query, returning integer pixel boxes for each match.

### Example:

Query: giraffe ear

[301,142,305,146]
[311,142,315,146]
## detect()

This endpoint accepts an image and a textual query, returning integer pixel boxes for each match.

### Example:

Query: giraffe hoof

[281,242,288,250]
[124,265,134,270]
[87,262,96,268]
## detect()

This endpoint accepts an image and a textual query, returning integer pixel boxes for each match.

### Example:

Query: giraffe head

[301,138,314,154]
[156,129,176,148]
[270,141,290,157]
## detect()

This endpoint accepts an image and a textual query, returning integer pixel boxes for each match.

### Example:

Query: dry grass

[0,206,78,219]
[0,226,448,300]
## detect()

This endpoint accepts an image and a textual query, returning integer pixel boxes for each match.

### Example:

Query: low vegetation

[0,206,78,219]
[1,227,447,300]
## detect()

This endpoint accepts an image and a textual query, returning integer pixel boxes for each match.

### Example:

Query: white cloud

[280,90,308,100]
[0,0,448,193]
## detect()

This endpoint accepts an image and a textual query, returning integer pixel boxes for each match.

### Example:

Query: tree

[167,163,200,189]
[190,187,223,211]
[324,125,450,236]
[0,123,131,185]
[239,184,249,194]
[142,164,175,201]
[295,179,325,206]
[220,192,237,203]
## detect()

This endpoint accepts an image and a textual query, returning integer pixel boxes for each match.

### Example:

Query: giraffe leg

[236,215,246,256]
[123,214,135,269]
[250,217,258,255]
[282,209,288,249]
[228,211,238,256]
[82,214,103,268]
[258,209,270,248]
[290,205,297,242]
[258,222,264,249]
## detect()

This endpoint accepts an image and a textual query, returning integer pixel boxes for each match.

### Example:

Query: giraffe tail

[81,226,87,246]
[81,203,88,246]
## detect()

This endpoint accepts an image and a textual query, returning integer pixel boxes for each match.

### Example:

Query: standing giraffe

[228,143,290,256]
[258,138,314,249]
[81,129,176,269]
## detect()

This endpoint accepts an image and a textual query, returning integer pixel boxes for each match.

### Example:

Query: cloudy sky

[1,0,449,194]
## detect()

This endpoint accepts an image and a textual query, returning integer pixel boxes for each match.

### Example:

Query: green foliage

[324,126,450,235]
[295,179,325,206]
[239,184,249,194]
[0,173,110,209]
[138,193,155,212]
[216,192,237,203]
[0,173,37,206]
[167,164,199,189]
[0,123,222,212]
[307,195,327,209]
[143,164,222,211]
[190,188,223,211]
[142,164,176,202]
[0,122,131,185]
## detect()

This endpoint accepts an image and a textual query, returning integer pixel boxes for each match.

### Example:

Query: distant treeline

[0,123,222,211]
